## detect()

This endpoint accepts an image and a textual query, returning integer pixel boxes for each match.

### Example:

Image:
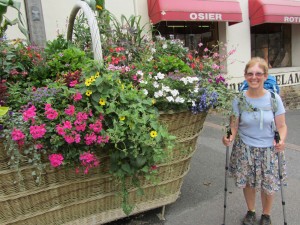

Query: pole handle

[274,131,280,144]
[226,127,232,139]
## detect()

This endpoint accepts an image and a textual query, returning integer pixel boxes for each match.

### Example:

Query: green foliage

[46,46,91,78]
[44,34,69,56]
[0,0,28,40]
[153,55,193,74]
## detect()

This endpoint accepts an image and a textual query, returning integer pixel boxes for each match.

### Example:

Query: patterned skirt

[229,137,287,195]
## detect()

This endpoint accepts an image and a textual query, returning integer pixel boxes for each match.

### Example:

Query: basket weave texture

[0,111,207,225]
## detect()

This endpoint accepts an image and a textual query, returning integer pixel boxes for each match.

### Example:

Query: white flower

[161,85,171,92]
[151,48,156,53]
[147,56,153,61]
[139,80,147,84]
[162,44,168,49]
[153,81,159,88]
[180,77,188,85]
[156,72,165,80]
[137,70,144,76]
[170,89,179,96]
[175,96,185,103]
[154,90,164,98]
[188,77,199,83]
[142,89,148,95]
[192,101,196,107]
[166,96,174,102]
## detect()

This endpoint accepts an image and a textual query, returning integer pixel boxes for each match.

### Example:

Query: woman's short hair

[244,57,268,75]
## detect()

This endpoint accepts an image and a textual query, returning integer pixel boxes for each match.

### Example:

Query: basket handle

[67,1,103,63]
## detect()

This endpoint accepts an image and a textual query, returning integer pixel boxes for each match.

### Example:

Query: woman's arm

[274,113,288,152]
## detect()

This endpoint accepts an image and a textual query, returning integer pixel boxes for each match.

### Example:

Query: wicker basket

[0,111,207,225]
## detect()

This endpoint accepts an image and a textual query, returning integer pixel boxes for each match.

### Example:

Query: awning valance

[147,0,243,25]
[249,0,300,26]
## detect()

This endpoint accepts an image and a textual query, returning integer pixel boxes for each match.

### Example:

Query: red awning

[249,0,300,26]
[147,0,242,25]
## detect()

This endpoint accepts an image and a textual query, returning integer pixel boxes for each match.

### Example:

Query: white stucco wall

[225,0,251,83]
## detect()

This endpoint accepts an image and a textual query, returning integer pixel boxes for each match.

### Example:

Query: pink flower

[45,109,58,120]
[64,135,75,144]
[30,124,46,139]
[132,75,138,81]
[73,92,82,101]
[11,128,25,141]
[69,80,78,87]
[84,132,97,145]
[23,105,36,121]
[74,133,81,143]
[76,112,88,121]
[63,120,72,129]
[65,105,75,116]
[79,151,100,174]
[75,121,86,132]
[49,153,64,167]
[89,120,102,133]
[35,143,44,149]
[44,103,52,110]
[56,124,65,136]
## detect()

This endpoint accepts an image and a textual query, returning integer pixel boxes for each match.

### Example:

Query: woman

[222,57,287,225]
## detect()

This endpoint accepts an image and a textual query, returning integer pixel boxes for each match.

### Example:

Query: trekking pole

[222,126,232,225]
[274,131,288,225]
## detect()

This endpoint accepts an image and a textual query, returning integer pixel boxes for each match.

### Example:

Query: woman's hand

[222,136,232,146]
[274,139,285,152]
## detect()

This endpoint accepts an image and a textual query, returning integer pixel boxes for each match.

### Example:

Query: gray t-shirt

[233,91,285,147]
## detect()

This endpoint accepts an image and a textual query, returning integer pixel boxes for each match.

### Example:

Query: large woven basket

[0,1,208,224]
[0,110,207,225]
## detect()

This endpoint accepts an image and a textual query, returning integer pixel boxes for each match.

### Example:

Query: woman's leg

[261,191,274,215]
[243,184,256,211]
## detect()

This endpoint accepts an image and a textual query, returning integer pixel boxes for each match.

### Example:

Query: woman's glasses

[245,72,264,78]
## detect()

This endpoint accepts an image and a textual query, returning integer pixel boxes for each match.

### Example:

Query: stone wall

[280,85,300,110]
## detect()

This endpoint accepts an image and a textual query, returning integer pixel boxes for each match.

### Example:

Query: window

[251,24,291,68]
[153,21,219,53]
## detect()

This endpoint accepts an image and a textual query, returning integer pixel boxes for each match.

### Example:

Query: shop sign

[275,72,300,86]
[189,13,222,21]
[284,16,300,23]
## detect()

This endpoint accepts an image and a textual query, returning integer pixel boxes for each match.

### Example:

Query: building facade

[5,0,300,108]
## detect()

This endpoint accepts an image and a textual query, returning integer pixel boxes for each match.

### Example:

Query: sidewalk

[107,109,300,225]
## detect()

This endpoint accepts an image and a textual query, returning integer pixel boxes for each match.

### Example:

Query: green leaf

[121,163,132,174]
[0,107,9,117]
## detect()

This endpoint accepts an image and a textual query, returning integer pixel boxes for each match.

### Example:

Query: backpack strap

[238,91,278,131]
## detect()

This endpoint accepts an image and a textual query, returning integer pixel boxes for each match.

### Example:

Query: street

[107,109,300,225]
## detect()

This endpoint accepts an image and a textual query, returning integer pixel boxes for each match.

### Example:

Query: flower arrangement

[0,1,239,215]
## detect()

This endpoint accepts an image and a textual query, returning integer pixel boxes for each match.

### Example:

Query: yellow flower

[85,79,92,86]
[96,5,103,10]
[90,76,96,82]
[121,84,124,90]
[99,98,106,106]
[150,131,157,138]
[95,72,100,78]
[152,99,156,105]
[86,90,92,96]
[119,116,126,121]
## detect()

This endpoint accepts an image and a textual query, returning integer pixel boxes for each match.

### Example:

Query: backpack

[238,74,279,130]
[238,74,280,94]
